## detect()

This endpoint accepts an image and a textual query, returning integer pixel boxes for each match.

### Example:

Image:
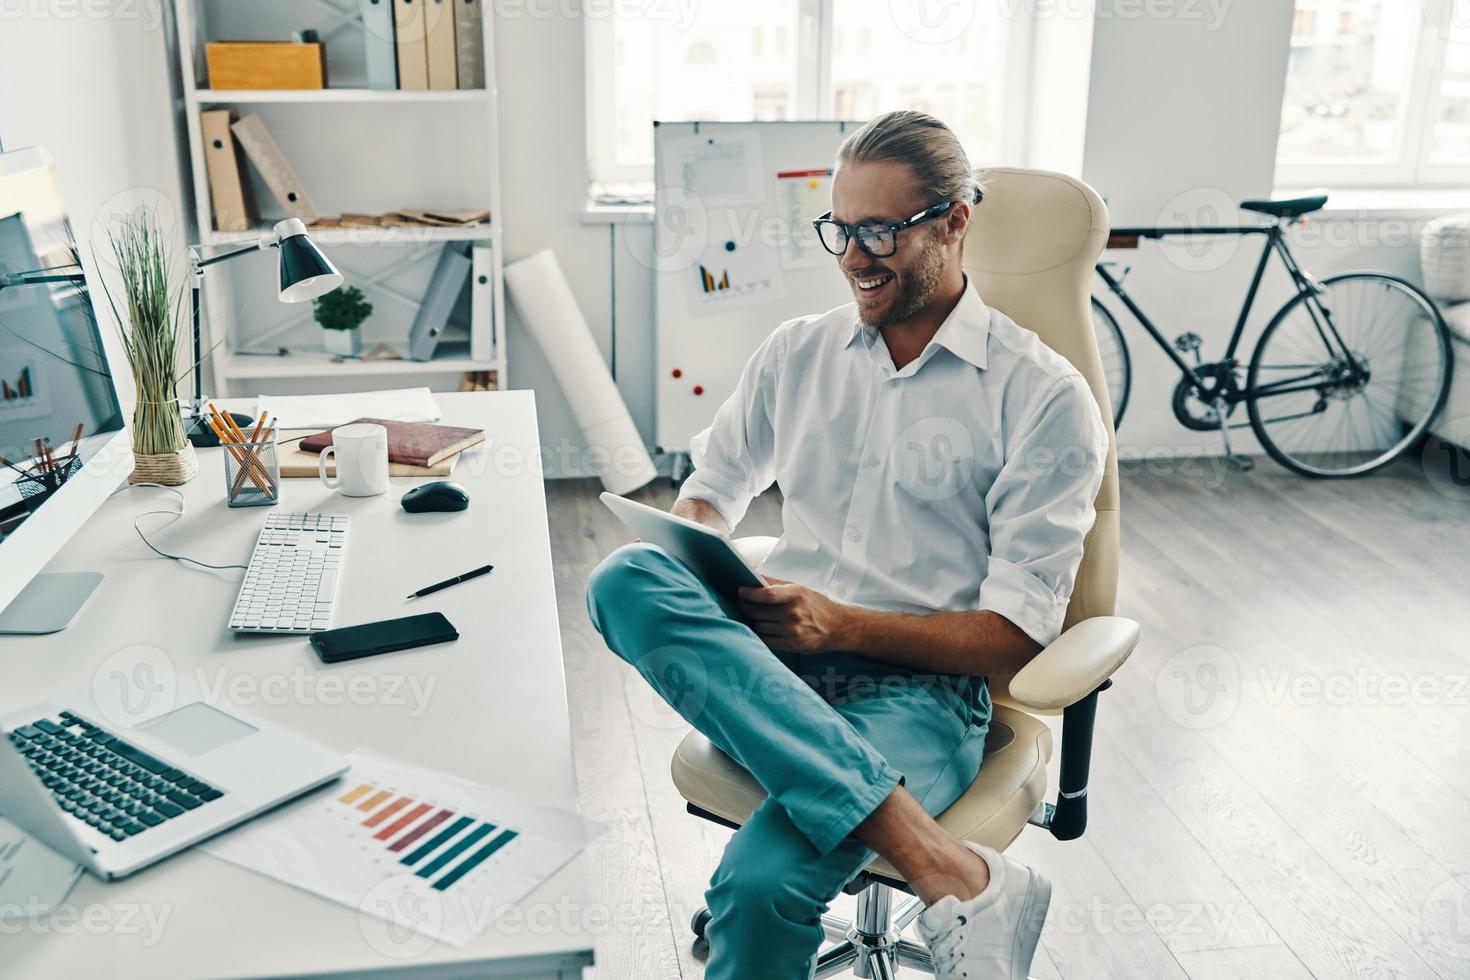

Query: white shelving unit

[192,89,492,105]
[171,0,507,399]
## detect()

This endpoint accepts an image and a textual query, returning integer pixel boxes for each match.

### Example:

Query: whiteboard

[654,121,857,452]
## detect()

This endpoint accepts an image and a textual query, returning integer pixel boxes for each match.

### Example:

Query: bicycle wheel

[1091,296,1132,430]
[1247,272,1452,478]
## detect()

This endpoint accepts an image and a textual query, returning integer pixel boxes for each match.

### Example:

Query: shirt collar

[845,277,990,371]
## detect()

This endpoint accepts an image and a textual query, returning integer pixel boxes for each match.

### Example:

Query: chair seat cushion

[670,704,1054,880]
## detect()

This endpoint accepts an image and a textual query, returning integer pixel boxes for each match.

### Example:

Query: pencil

[208,409,270,495]
[229,412,274,497]
[231,409,275,491]
[215,405,274,495]
[218,406,274,491]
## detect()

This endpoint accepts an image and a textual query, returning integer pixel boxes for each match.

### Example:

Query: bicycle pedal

[1173,332,1203,354]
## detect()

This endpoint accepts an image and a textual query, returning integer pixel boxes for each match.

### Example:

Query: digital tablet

[599,492,766,595]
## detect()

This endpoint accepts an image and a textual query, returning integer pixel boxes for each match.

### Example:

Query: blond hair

[837,110,982,206]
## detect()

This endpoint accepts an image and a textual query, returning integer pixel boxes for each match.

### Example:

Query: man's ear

[946,200,972,246]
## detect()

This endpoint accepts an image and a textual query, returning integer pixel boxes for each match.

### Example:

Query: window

[1276,0,1470,187]
[585,0,1031,197]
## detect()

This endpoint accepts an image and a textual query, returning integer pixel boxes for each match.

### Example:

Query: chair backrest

[962,168,1119,652]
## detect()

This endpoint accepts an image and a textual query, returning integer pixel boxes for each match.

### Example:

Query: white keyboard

[228,513,349,634]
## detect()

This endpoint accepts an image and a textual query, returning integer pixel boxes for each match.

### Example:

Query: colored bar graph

[330,779,528,893]
[375,802,432,841]
[389,808,453,853]
[338,783,373,805]
[402,815,473,865]
[430,829,520,891]
[357,789,393,812]
[363,796,412,828]
[415,823,495,879]
[2,366,33,402]
[697,265,732,294]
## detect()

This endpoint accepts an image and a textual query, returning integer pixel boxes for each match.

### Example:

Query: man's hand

[737,577,855,653]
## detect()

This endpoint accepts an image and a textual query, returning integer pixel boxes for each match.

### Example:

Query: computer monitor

[0,147,131,634]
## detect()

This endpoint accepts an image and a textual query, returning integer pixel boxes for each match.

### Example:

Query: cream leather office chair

[671,168,1142,977]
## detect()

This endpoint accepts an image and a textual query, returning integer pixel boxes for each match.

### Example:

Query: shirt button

[848,529,862,542]
[864,455,880,467]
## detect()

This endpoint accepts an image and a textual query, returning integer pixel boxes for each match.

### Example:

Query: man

[586,110,1107,979]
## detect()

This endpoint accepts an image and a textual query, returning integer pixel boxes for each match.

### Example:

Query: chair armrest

[1007,616,1140,712]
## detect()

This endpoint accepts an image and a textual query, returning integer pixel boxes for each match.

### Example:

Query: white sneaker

[915,842,1050,980]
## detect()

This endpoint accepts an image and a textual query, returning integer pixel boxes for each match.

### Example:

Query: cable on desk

[110,482,249,571]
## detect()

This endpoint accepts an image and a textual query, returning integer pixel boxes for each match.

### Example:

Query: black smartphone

[311,612,459,664]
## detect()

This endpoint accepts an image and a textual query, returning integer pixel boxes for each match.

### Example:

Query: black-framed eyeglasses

[811,200,957,258]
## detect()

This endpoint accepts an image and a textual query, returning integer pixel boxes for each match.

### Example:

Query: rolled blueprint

[504,249,656,495]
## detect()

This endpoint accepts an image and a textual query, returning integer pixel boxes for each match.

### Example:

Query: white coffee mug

[318,422,389,497]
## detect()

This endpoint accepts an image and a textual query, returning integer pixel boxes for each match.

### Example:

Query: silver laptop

[0,692,346,880]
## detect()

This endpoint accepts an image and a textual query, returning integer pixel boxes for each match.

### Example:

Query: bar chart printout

[204,751,602,946]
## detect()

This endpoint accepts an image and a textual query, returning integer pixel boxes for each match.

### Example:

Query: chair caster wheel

[691,907,712,939]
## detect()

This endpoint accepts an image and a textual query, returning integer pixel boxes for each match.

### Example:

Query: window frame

[583,0,1037,195]
[1275,0,1470,189]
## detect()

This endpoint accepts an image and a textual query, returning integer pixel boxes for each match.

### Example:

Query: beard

[853,228,947,330]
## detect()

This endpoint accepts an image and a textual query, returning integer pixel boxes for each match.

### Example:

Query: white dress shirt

[676,279,1108,649]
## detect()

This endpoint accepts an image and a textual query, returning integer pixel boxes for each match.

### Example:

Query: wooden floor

[547,456,1470,979]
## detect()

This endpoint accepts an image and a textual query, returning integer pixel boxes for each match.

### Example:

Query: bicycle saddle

[1239,192,1329,219]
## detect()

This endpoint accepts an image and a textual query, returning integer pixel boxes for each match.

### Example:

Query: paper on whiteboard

[685,233,784,317]
[203,751,602,949]
[660,131,764,206]
[0,817,84,923]
[254,387,442,428]
[775,169,834,270]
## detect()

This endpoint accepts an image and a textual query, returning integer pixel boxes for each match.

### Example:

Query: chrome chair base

[692,881,933,978]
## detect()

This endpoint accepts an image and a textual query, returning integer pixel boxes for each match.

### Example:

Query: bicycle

[1087,192,1453,478]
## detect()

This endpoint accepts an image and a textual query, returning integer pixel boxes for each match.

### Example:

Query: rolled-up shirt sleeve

[977,374,1108,648]
[674,325,785,531]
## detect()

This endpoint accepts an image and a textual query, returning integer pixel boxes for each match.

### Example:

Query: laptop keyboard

[7,711,225,843]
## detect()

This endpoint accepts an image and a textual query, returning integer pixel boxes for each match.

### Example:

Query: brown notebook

[276,431,456,478]
[299,418,485,468]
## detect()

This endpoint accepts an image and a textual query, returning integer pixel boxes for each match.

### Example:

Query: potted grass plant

[102,213,197,485]
[314,285,372,356]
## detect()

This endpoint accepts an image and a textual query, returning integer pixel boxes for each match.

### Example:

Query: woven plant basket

[130,443,199,486]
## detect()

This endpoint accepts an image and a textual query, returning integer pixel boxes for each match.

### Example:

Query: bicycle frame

[1094,223,1356,405]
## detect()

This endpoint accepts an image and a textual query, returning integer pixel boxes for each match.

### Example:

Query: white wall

[0,0,187,412]
[0,3,1440,473]
[492,9,618,478]
[0,3,185,248]
[1081,1,1343,460]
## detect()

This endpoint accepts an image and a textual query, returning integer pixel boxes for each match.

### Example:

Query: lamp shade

[275,221,343,303]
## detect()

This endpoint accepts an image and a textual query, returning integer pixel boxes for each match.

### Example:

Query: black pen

[407,564,494,599]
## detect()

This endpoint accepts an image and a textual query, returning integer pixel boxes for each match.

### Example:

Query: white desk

[0,391,594,979]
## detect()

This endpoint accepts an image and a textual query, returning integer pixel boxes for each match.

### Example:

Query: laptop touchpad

[131,701,257,757]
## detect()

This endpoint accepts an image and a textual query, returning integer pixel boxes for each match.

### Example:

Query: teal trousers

[586,543,991,980]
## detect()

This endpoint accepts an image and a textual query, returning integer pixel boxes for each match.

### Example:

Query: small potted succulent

[313,285,372,356]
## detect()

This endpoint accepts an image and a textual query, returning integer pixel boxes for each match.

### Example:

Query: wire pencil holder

[222,434,280,507]
[17,457,83,514]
